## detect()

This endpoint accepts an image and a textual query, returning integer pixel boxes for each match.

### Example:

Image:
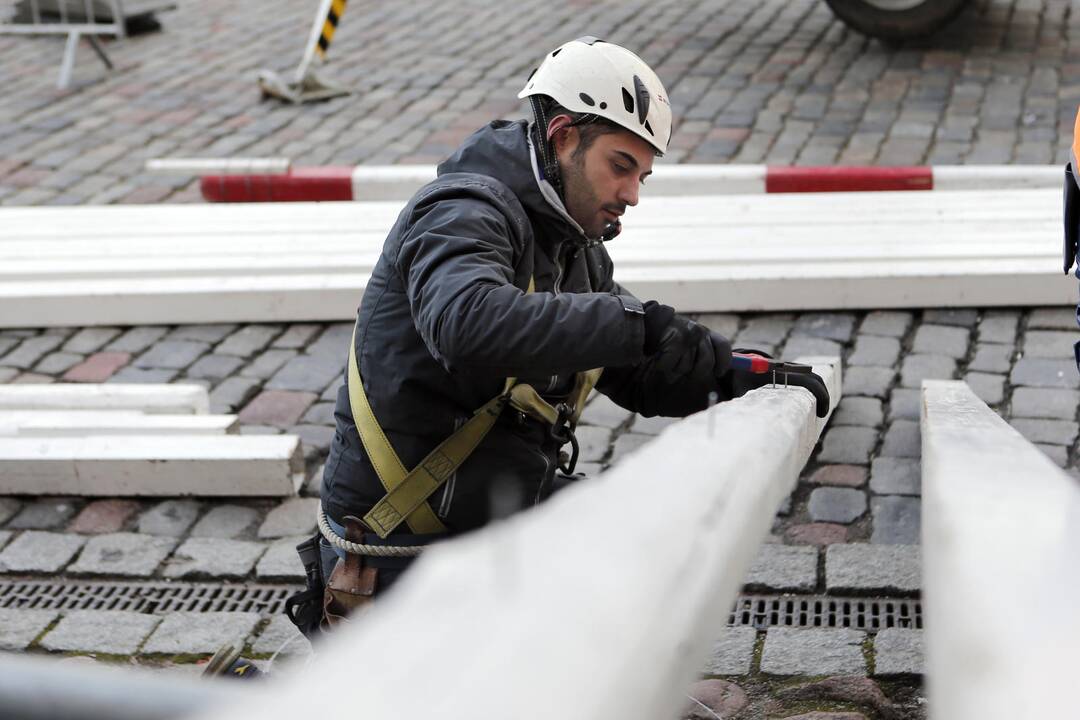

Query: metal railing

[0,0,126,88]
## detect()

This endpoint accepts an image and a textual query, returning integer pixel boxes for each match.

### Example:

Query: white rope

[317,506,424,558]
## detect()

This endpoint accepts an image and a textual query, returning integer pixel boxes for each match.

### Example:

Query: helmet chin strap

[529,96,564,199]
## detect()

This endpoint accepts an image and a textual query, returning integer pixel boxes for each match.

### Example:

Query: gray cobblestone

[847,335,900,367]
[266,353,344,393]
[251,613,311,659]
[869,458,920,496]
[34,351,83,374]
[209,376,262,413]
[0,335,63,369]
[817,426,877,465]
[216,325,282,357]
[1027,307,1076,330]
[735,314,792,347]
[190,505,260,538]
[166,324,237,344]
[1038,443,1069,467]
[743,544,817,592]
[609,433,653,465]
[1011,388,1080,420]
[0,498,19,527]
[580,394,633,429]
[255,536,307,580]
[874,628,924,676]
[1022,331,1076,358]
[185,354,245,381]
[808,487,867,524]
[760,628,866,676]
[300,401,336,426]
[842,367,896,398]
[107,367,179,383]
[923,309,978,328]
[272,324,322,349]
[900,354,956,388]
[977,312,1019,344]
[138,500,202,537]
[964,372,1006,405]
[105,326,168,354]
[1010,357,1079,389]
[703,626,758,676]
[871,496,921,544]
[0,609,59,650]
[880,420,920,458]
[257,498,319,539]
[826,544,921,593]
[833,397,883,428]
[9,499,78,530]
[133,340,210,370]
[142,612,261,655]
[886,388,920,423]
[1010,419,1079,446]
[695,313,740,339]
[912,325,971,358]
[62,327,121,354]
[0,531,86,573]
[791,313,856,343]
[40,611,160,655]
[967,344,1014,374]
[573,425,613,463]
[629,414,677,436]
[781,336,842,359]
[68,533,176,577]
[0,531,10,550]
[859,311,912,338]
[164,538,267,579]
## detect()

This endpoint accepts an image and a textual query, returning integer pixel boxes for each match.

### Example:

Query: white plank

[0,384,209,414]
[921,380,1079,720]
[146,157,291,175]
[192,358,840,720]
[0,435,304,496]
[0,412,238,437]
[933,165,1062,191]
[0,189,1072,325]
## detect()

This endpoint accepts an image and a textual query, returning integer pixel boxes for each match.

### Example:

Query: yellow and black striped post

[293,0,349,84]
[315,0,347,59]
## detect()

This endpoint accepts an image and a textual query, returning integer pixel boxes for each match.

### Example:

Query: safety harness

[323,278,602,553]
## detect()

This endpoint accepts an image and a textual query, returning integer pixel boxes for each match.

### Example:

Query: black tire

[823,0,970,41]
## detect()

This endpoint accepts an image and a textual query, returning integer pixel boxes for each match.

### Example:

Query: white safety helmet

[519,36,672,156]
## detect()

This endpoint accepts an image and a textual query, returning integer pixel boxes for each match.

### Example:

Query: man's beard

[561,154,604,239]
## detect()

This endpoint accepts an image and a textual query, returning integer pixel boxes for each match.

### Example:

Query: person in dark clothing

[300,37,830,629]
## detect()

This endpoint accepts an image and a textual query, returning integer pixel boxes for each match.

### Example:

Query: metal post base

[257,68,350,104]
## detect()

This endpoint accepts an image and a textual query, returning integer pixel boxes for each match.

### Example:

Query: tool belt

[347,278,602,540]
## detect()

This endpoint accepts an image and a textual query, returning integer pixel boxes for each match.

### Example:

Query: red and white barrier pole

[199,164,1063,203]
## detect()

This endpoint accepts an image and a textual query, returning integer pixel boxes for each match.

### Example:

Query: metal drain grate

[729,594,922,631]
[0,580,303,616]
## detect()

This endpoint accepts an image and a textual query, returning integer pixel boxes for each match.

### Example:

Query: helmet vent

[621,87,634,114]
[552,48,562,57]
[578,92,596,107]
[633,75,651,125]
[643,119,654,136]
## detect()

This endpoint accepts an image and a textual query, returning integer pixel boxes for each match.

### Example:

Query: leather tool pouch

[322,515,378,629]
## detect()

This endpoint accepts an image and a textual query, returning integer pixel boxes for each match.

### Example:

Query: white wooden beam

[192,357,841,720]
[0,384,209,414]
[0,190,1071,326]
[0,411,238,437]
[921,380,1079,720]
[0,435,304,496]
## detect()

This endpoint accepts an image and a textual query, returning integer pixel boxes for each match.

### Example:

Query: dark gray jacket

[321,120,701,533]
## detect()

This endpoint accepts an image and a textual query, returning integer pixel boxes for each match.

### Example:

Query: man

[290,36,830,634]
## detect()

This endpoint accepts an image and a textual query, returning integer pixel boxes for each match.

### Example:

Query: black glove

[727,349,831,418]
[642,300,676,355]
[708,330,732,379]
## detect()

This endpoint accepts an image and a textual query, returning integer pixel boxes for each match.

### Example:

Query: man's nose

[618,179,639,207]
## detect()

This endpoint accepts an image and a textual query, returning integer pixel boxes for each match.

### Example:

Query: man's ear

[546,114,575,152]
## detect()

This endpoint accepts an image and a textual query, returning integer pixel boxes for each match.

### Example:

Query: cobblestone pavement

[1,0,1080,206]
[2,0,1078,715]
[2,306,1075,717]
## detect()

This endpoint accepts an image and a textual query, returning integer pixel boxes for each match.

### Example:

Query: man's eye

[612,163,628,174]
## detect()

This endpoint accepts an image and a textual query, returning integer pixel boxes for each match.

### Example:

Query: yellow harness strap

[349,277,603,539]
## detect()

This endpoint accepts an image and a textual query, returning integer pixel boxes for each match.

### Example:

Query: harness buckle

[549,403,580,475]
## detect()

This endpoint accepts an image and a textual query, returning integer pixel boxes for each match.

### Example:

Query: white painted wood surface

[0,435,304,496]
[0,411,238,437]
[0,189,1070,326]
[194,358,841,720]
[0,384,210,414]
[349,164,1060,199]
[921,380,1079,720]
[146,158,291,176]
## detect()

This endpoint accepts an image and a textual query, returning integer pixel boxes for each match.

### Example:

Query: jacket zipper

[545,244,575,393]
